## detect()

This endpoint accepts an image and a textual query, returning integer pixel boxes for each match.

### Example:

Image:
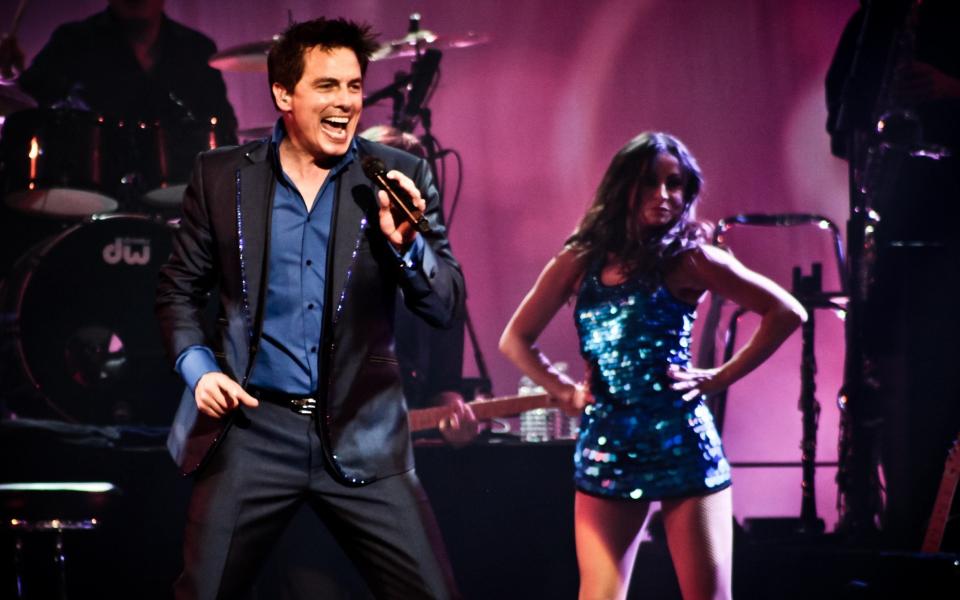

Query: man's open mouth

[321,116,350,136]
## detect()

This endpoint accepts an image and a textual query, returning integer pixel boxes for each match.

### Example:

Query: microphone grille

[361,155,387,179]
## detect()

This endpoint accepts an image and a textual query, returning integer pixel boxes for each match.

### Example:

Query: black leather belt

[249,388,317,416]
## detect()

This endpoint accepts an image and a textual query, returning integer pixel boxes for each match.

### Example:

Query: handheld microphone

[361,156,431,233]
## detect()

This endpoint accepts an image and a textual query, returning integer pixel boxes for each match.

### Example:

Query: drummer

[2,0,236,138]
[0,0,237,273]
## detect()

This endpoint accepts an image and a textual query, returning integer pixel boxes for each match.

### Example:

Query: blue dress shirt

[175,121,425,394]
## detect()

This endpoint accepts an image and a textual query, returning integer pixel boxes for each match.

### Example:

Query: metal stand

[420,109,493,394]
[370,18,493,395]
[791,263,836,535]
[0,482,117,599]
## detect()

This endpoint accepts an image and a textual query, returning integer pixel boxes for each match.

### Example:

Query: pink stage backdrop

[6,0,860,530]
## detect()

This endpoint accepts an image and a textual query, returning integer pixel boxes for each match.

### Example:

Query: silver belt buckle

[290,397,317,415]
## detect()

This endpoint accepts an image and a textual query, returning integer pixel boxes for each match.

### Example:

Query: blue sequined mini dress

[573,261,731,500]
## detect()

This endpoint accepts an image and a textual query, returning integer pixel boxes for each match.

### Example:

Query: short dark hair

[267,18,379,109]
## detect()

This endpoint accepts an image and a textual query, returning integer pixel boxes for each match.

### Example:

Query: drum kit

[0,14,487,426]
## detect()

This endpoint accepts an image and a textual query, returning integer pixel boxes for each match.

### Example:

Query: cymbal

[209,30,488,73]
[371,29,489,61]
[209,37,278,73]
[0,78,37,115]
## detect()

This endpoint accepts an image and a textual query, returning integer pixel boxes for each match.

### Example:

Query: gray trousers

[173,400,459,600]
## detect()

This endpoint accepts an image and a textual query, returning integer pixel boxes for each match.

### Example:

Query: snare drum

[1,214,180,425]
[0,108,120,218]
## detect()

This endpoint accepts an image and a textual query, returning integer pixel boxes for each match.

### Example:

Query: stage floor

[1,420,957,599]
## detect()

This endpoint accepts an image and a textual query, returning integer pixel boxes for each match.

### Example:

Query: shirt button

[307,303,315,310]
[310,346,317,353]
[305,259,313,266]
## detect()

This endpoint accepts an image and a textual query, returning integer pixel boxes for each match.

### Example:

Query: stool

[0,482,117,599]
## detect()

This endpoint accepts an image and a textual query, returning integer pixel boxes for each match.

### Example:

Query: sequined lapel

[237,142,274,338]
[328,158,373,323]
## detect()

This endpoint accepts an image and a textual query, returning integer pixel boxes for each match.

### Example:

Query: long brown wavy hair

[566,132,710,280]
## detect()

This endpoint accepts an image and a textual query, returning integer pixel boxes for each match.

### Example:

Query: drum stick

[8,0,30,37]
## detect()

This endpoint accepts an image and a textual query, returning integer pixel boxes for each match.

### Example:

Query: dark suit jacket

[155,136,465,482]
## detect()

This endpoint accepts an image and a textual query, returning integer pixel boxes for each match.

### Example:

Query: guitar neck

[921,435,960,553]
[408,393,552,433]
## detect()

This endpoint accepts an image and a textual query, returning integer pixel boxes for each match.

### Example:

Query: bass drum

[1,214,181,425]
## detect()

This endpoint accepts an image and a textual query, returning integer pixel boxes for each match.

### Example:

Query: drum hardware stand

[363,71,408,119]
[367,14,493,396]
[417,105,493,396]
[420,107,494,396]
[0,481,118,600]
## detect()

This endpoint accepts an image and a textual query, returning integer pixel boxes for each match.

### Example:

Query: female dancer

[499,132,806,600]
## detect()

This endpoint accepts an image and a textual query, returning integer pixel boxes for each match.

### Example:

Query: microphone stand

[419,109,494,396]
